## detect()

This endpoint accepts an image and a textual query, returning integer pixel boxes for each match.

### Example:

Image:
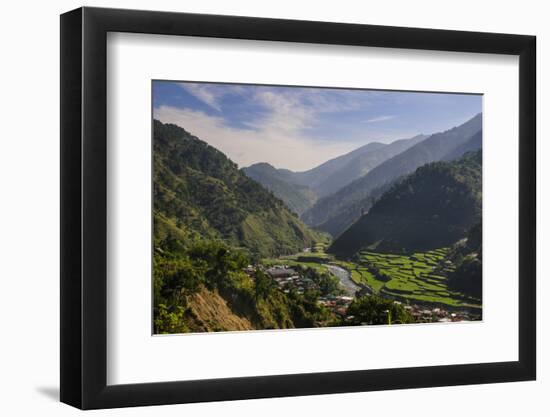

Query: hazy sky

[153,81,482,171]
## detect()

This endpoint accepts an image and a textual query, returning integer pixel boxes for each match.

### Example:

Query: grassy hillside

[302,114,482,237]
[154,120,322,259]
[329,150,482,257]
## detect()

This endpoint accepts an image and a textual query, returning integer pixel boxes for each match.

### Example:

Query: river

[326,264,361,296]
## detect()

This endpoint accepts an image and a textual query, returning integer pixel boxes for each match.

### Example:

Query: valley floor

[260,244,482,325]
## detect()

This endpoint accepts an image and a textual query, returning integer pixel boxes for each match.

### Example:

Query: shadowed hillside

[329,150,482,257]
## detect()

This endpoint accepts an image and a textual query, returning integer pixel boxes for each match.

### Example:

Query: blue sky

[153,81,482,171]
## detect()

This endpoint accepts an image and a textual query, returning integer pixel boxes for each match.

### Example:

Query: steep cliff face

[184,287,254,332]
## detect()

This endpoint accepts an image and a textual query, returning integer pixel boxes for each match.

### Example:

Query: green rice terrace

[261,245,481,313]
[261,242,332,273]
[352,250,481,310]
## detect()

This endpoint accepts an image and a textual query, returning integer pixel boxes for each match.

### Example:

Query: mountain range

[301,113,482,236]
[243,114,482,238]
[152,112,483,333]
[328,149,482,257]
[243,134,427,215]
[154,114,482,260]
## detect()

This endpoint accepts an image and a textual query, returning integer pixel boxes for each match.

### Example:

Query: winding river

[326,264,361,296]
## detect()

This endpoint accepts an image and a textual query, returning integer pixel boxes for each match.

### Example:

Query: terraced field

[354,250,481,309]
[261,245,481,312]
[261,249,332,274]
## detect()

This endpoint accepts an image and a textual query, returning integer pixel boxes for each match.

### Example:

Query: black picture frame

[60,6,536,410]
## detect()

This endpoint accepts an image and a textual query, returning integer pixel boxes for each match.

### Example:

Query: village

[245,262,479,324]
[401,303,479,323]
[244,264,355,314]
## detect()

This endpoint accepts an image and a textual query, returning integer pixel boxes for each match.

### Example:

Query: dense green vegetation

[153,120,336,333]
[347,296,412,325]
[329,150,482,256]
[302,113,482,237]
[447,222,482,298]
[154,239,338,333]
[154,120,322,259]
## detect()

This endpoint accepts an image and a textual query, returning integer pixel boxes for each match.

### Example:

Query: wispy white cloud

[365,115,396,123]
[155,86,385,170]
[154,104,357,171]
[154,82,482,170]
[248,90,314,134]
[180,83,224,111]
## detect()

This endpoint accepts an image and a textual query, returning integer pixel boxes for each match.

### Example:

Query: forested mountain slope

[447,221,482,298]
[328,150,482,257]
[153,119,321,259]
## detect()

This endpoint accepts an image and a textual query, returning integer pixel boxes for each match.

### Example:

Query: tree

[254,270,274,300]
[154,304,190,334]
[347,295,412,325]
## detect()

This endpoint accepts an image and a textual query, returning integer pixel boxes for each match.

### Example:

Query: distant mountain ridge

[302,113,482,237]
[443,130,482,161]
[242,162,318,215]
[243,133,427,214]
[328,150,482,257]
[290,141,387,194]
[314,134,427,197]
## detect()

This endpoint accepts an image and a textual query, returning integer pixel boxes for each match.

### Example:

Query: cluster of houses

[403,304,477,323]
[264,265,316,294]
[317,295,354,315]
[262,265,355,314]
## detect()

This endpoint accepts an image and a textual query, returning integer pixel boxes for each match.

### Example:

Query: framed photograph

[60,7,536,409]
